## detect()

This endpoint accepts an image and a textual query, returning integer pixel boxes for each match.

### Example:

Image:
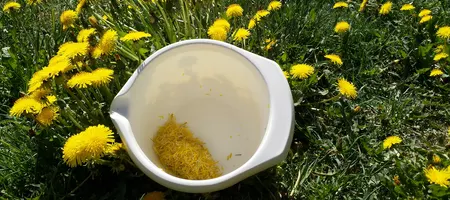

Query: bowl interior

[127,43,270,177]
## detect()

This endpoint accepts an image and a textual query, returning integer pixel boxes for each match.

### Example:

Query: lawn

[1,0,450,199]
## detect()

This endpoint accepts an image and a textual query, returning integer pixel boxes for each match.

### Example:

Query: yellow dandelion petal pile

[359,0,368,12]
[207,25,227,41]
[75,0,86,13]
[120,31,152,41]
[77,28,96,42]
[434,53,449,61]
[10,97,43,117]
[91,68,114,86]
[333,2,348,9]
[226,4,243,18]
[338,78,357,99]
[3,2,21,13]
[400,4,415,11]
[382,136,402,149]
[57,42,89,59]
[36,106,59,126]
[62,125,115,167]
[290,64,314,79]
[93,29,118,58]
[268,1,282,11]
[335,21,350,33]
[233,28,250,42]
[420,15,433,24]
[212,19,230,32]
[436,26,450,40]
[418,9,431,17]
[60,10,78,30]
[379,2,392,15]
[254,10,270,21]
[430,69,444,77]
[248,19,256,29]
[424,167,450,187]
[325,54,343,65]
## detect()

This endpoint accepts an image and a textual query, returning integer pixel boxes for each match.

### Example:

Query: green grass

[1,0,450,199]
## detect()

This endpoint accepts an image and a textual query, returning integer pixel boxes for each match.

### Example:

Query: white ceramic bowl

[110,39,294,193]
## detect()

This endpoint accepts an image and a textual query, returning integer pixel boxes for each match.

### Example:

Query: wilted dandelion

[233,28,250,42]
[207,25,227,41]
[226,4,243,18]
[3,2,21,13]
[91,68,114,86]
[433,154,441,164]
[57,42,89,59]
[430,69,444,77]
[77,28,96,42]
[393,175,400,185]
[379,2,392,15]
[334,21,350,33]
[290,64,314,79]
[435,45,444,53]
[36,106,59,126]
[338,78,357,99]
[120,31,152,41]
[324,54,343,65]
[333,2,348,9]
[60,10,78,30]
[436,26,450,40]
[400,4,415,11]
[424,167,450,187]
[265,39,276,51]
[212,19,230,32]
[418,9,431,17]
[254,10,270,21]
[88,16,98,26]
[76,0,86,13]
[359,0,368,12]
[382,136,402,149]
[10,97,43,117]
[93,29,118,58]
[420,15,432,24]
[30,88,51,100]
[268,1,282,11]
[62,125,115,167]
[248,19,256,29]
[434,53,448,61]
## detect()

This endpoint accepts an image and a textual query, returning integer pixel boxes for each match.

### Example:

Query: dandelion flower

[434,53,448,61]
[10,97,43,117]
[57,42,89,59]
[420,15,432,24]
[359,0,368,12]
[265,39,276,51]
[226,4,243,18]
[283,71,290,79]
[379,2,392,15]
[75,0,86,13]
[207,25,227,41]
[105,143,123,155]
[325,54,343,65]
[28,70,48,93]
[248,19,256,29]
[60,10,78,30]
[338,78,357,99]
[437,26,450,40]
[435,45,444,53]
[424,167,450,187]
[400,4,415,11]
[91,68,114,86]
[47,55,73,73]
[212,19,230,32]
[3,2,21,13]
[418,9,431,17]
[254,10,270,21]
[268,1,282,11]
[433,154,441,164]
[93,29,118,58]
[382,136,402,149]
[120,31,152,41]
[233,28,250,42]
[335,21,350,33]
[62,125,114,167]
[77,28,96,42]
[290,64,314,79]
[430,69,444,77]
[46,95,57,105]
[67,72,93,88]
[36,106,59,126]
[333,2,348,9]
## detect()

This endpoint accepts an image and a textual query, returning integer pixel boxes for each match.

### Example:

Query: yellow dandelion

[254,10,270,21]
[212,19,230,32]
[60,10,78,30]
[335,21,350,33]
[359,0,368,12]
[57,42,89,59]
[379,2,392,15]
[233,28,250,42]
[92,47,103,59]
[36,106,59,126]
[420,15,433,24]
[400,4,415,11]
[91,68,114,86]
[437,26,450,40]
[46,95,57,105]
[424,167,450,187]
[265,39,276,51]
[290,64,314,79]
[105,143,123,155]
[283,71,290,79]
[248,19,256,29]
[435,45,444,53]
[207,25,227,41]
[3,2,21,13]
[62,125,114,167]
[434,53,448,61]
[75,0,86,13]
[77,28,96,42]
[325,54,343,65]
[120,31,152,41]
[47,55,73,73]
[433,154,441,164]
[28,70,48,93]
[382,136,402,149]
[430,69,444,77]
[268,1,282,11]
[226,4,243,18]
[333,2,348,9]
[102,15,108,21]
[338,78,357,99]
[418,9,431,17]
[93,29,118,58]
[67,72,93,88]
[9,97,43,117]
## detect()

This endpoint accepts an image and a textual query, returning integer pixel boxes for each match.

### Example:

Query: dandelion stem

[63,110,84,130]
